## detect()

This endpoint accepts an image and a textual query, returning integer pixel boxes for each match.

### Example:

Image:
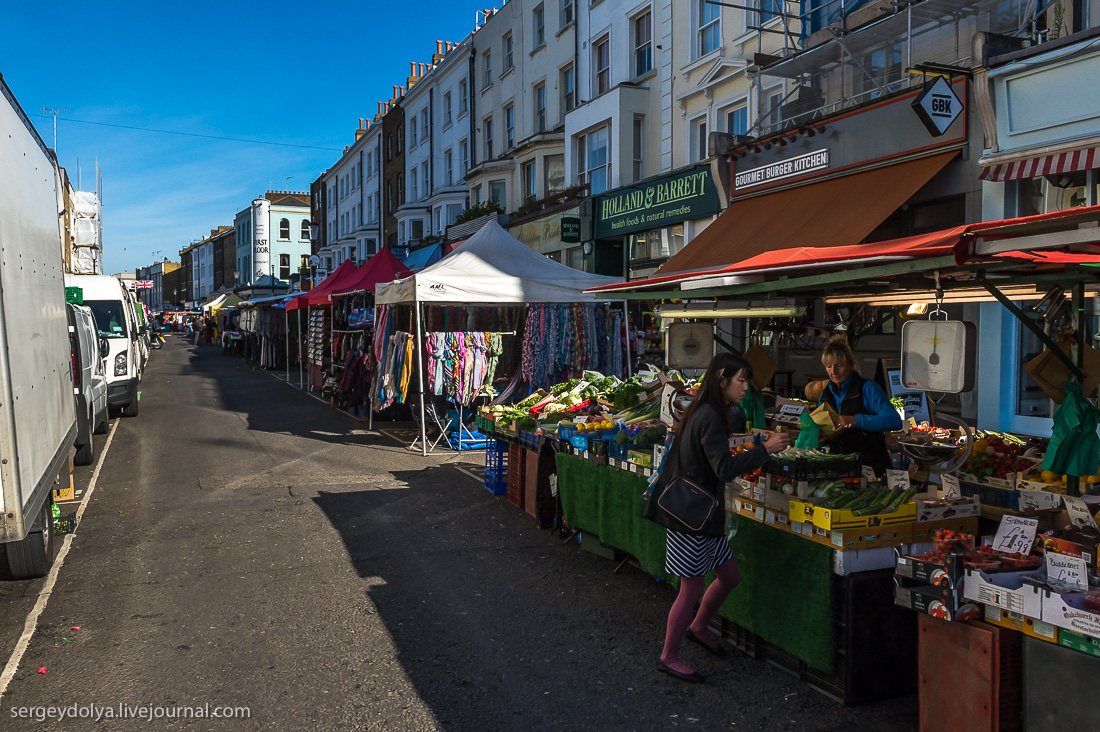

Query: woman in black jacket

[647,352,789,682]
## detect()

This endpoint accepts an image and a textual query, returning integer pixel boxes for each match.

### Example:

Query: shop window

[630,225,684,261]
[566,245,584,270]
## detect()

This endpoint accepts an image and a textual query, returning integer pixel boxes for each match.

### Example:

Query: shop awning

[286,260,359,311]
[589,202,1100,297]
[653,150,960,277]
[979,145,1100,182]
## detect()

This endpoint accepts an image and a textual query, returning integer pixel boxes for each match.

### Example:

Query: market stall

[323,248,412,420]
[375,219,628,455]
[472,205,1100,710]
[286,260,359,390]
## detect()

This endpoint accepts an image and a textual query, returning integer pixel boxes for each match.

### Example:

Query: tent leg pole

[285,309,290,384]
[622,300,632,378]
[298,309,304,390]
[415,302,428,456]
[369,305,378,431]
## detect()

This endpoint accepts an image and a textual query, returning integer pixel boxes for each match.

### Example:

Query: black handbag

[654,475,718,533]
[648,436,718,533]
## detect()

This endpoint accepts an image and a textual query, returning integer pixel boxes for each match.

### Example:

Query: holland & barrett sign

[594,166,719,239]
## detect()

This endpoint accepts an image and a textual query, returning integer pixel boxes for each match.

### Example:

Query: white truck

[0,74,78,578]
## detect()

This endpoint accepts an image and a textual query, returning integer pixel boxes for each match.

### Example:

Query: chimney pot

[410,61,417,76]
[359,117,365,129]
[436,40,443,55]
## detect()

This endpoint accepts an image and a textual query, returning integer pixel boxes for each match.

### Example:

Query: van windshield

[85,300,130,338]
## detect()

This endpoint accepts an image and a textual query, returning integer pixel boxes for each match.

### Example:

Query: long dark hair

[678,352,754,436]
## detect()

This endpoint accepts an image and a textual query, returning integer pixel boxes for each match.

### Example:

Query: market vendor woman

[814,335,902,476]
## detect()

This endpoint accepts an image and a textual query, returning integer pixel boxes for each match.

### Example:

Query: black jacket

[645,402,769,536]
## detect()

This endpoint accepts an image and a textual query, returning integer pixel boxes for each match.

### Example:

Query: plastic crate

[507,444,525,509]
[517,430,540,450]
[609,442,629,460]
[765,454,861,481]
[484,440,508,495]
[918,616,1022,732]
[959,480,1020,510]
[475,414,496,434]
[558,423,578,440]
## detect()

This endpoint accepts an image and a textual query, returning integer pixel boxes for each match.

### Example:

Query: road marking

[0,418,119,699]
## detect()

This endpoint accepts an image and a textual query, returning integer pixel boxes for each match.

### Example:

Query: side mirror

[99,338,110,359]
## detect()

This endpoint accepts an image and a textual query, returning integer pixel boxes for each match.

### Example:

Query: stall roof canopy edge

[375,219,622,305]
[586,205,1100,300]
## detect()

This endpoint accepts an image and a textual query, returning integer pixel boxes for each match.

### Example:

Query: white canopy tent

[374,220,627,454]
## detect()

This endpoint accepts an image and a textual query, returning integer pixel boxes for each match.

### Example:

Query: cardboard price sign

[992,515,1039,555]
[1062,495,1099,530]
[940,473,961,500]
[886,469,911,491]
[862,465,876,482]
[1047,551,1089,590]
[1019,489,1063,511]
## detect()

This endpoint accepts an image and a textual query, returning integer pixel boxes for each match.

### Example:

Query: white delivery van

[68,302,109,465]
[0,75,79,577]
[65,274,143,417]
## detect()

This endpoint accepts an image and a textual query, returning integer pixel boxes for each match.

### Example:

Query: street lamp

[309,254,320,291]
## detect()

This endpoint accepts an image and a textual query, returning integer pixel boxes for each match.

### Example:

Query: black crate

[765,454,862,481]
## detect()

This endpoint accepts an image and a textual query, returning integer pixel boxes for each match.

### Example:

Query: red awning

[331,247,412,296]
[587,204,1100,295]
[979,147,1100,182]
[286,259,359,311]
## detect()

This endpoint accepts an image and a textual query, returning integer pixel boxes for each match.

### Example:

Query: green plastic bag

[1042,381,1100,477]
[739,386,766,432]
[795,410,820,450]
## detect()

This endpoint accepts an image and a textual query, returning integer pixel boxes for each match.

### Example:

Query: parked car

[64,274,144,417]
[68,303,109,465]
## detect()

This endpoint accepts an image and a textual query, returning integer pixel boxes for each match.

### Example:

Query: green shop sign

[594,165,719,239]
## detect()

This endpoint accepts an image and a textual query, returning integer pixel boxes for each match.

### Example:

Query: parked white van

[64,275,143,417]
[68,303,109,464]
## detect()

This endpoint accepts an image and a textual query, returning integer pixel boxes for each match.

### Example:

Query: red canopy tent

[330,247,412,297]
[286,259,359,311]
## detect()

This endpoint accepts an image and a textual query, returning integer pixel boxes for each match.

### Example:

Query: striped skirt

[665,529,733,578]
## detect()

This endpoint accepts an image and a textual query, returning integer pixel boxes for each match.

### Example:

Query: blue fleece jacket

[820,376,904,433]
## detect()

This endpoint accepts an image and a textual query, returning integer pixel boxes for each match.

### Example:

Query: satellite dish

[666,322,714,369]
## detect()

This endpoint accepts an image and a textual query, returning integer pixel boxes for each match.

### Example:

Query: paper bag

[1023,336,1100,404]
[810,402,839,439]
[743,343,776,392]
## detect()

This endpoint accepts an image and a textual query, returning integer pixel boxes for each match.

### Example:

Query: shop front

[507,205,582,267]
[976,31,1100,437]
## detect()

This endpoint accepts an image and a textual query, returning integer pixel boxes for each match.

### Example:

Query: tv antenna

[41,106,69,153]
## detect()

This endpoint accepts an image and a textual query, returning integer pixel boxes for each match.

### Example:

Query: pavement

[0,335,917,730]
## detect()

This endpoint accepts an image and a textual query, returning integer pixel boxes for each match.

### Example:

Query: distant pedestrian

[644,352,789,683]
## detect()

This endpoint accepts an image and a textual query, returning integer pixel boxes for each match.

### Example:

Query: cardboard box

[963,567,1044,618]
[1039,588,1100,640]
[895,552,965,590]
[1038,510,1100,568]
[983,605,1058,642]
[1058,627,1100,658]
[909,516,981,544]
[834,546,897,575]
[915,496,981,523]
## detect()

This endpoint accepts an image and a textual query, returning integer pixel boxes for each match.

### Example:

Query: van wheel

[121,398,139,418]
[74,432,94,466]
[7,495,57,579]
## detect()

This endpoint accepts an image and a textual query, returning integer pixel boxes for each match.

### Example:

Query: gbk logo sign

[912,76,963,137]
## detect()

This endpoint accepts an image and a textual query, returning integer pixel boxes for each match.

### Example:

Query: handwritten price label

[992,515,1039,556]
[862,465,876,482]
[886,469,911,491]
[1063,495,1099,530]
[1019,490,1062,511]
[1046,551,1089,590]
[940,473,961,500]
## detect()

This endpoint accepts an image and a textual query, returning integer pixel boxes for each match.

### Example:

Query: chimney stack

[355,117,367,140]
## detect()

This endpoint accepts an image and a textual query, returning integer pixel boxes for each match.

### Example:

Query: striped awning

[979,147,1100,182]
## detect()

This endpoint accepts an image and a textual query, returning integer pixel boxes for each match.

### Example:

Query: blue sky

[1,1,475,274]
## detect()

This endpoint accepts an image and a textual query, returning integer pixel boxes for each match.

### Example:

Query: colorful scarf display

[521,304,627,387]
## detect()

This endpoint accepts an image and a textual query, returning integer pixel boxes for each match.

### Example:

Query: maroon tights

[659,558,741,674]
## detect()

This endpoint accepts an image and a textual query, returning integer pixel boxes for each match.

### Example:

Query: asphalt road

[0,336,917,730]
